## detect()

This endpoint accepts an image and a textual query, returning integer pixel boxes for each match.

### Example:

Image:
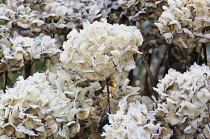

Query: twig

[30,59,36,67]
[167,45,171,71]
[3,71,8,93]
[42,57,47,71]
[25,60,31,79]
[105,78,111,113]
[0,72,3,77]
[128,69,134,86]
[98,78,111,133]
[164,44,171,74]
[179,47,190,68]
[144,72,150,96]
[142,53,156,87]
[197,45,202,64]
[202,43,207,65]
[6,74,15,87]
[154,46,167,83]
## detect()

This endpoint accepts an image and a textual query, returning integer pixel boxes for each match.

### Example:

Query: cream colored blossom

[0,69,101,138]
[154,63,210,138]
[0,0,115,37]
[102,95,172,139]
[108,0,167,24]
[60,19,143,81]
[2,34,61,67]
[155,0,210,48]
[0,0,121,72]
[84,0,112,22]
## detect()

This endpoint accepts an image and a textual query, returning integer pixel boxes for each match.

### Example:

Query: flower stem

[3,70,8,93]
[202,43,207,65]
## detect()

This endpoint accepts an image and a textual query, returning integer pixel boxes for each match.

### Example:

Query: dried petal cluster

[102,95,172,139]
[60,19,143,81]
[154,64,210,138]
[48,63,148,138]
[1,33,61,71]
[117,0,167,22]
[155,0,210,48]
[82,0,112,23]
[0,0,113,36]
[107,0,168,51]
[0,0,116,72]
[0,70,98,138]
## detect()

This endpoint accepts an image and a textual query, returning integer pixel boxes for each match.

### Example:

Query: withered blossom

[154,63,210,138]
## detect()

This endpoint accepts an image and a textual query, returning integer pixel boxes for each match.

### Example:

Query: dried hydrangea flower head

[154,63,210,138]
[117,0,167,22]
[0,0,114,37]
[108,0,168,57]
[1,0,82,36]
[107,0,167,26]
[102,94,173,138]
[0,0,116,72]
[0,69,101,138]
[47,62,115,138]
[155,0,210,48]
[41,0,113,32]
[40,0,84,31]
[1,33,61,69]
[80,0,112,23]
[60,19,143,82]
